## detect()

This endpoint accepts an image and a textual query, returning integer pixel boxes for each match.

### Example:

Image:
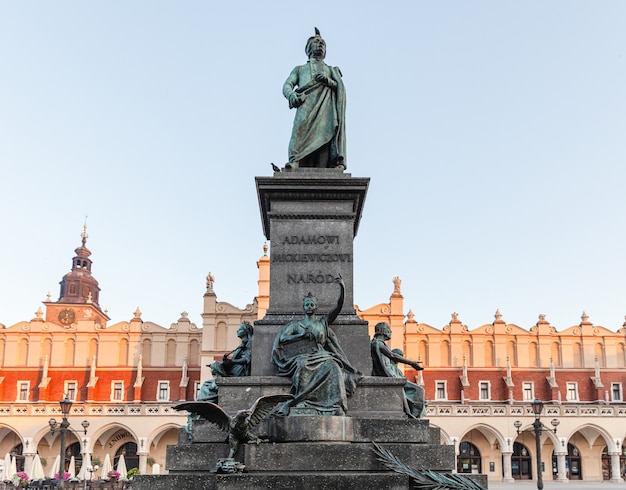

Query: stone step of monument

[213,376,413,417]
[167,441,454,473]
[133,471,410,490]
[351,418,441,444]
[245,442,454,472]
[187,416,441,445]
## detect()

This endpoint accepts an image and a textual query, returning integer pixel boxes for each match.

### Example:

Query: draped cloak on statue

[272,315,359,415]
[283,61,346,168]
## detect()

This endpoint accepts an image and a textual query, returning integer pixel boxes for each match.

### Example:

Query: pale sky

[1,2,625,332]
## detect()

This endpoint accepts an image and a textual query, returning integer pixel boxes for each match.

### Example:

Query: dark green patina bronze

[272,276,361,415]
[283,28,347,170]
[371,321,426,418]
[212,321,253,377]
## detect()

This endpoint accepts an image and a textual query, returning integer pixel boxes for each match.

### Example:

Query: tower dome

[58,224,101,306]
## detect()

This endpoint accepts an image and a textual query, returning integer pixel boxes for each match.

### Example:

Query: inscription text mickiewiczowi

[274,235,352,284]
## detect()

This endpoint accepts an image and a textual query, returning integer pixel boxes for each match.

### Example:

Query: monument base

[132,376,490,490]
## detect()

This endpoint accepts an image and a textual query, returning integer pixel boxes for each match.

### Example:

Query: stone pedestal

[252,169,371,376]
[132,169,489,490]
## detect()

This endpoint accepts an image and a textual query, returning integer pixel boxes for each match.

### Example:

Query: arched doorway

[66,441,83,475]
[601,445,626,480]
[511,442,532,480]
[457,441,481,474]
[11,443,25,473]
[115,442,139,474]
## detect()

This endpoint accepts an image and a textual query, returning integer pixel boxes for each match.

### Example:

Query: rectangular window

[17,381,30,401]
[522,382,534,401]
[65,381,78,401]
[435,381,447,400]
[566,382,578,401]
[194,381,201,401]
[612,383,622,402]
[157,381,170,402]
[111,381,124,402]
[479,381,490,400]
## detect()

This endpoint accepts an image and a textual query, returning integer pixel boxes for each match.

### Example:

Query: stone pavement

[488,481,626,489]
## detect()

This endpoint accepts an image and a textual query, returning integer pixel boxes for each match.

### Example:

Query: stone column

[501,451,514,482]
[556,452,568,482]
[610,452,623,482]
[138,453,148,475]
[451,438,460,474]
[137,437,148,474]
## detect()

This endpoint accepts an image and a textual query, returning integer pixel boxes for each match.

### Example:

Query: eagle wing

[173,402,231,433]
[247,394,294,428]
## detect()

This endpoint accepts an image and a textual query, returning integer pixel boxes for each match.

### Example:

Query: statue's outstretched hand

[411,361,424,371]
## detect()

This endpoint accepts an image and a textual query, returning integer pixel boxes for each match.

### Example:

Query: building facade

[1,232,626,484]
[0,230,201,479]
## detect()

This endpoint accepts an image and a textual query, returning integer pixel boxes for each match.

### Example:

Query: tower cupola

[58,224,101,306]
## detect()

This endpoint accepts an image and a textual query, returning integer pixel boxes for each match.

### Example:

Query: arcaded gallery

[1,231,626,484]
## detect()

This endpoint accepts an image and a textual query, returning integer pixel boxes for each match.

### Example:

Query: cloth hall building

[1,231,626,484]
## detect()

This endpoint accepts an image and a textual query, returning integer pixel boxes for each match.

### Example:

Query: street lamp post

[48,396,73,490]
[515,398,559,490]
[48,397,90,490]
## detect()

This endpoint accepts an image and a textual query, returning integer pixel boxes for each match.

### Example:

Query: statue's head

[303,292,317,314]
[237,321,253,340]
[305,27,326,59]
[392,348,404,357]
[374,322,392,340]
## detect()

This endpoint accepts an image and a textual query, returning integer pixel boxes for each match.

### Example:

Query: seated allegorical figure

[212,321,253,378]
[185,361,221,435]
[371,322,426,418]
[185,323,254,435]
[272,276,361,415]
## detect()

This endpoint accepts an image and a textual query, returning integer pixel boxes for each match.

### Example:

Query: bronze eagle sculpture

[174,394,293,458]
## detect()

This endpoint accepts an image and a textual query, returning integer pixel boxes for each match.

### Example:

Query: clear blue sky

[1,2,625,332]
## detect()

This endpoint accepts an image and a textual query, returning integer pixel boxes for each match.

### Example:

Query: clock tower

[44,225,109,327]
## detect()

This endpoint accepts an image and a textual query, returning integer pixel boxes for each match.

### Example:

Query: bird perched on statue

[174,394,293,458]
[271,162,281,173]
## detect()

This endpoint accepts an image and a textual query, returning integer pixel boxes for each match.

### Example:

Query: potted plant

[107,469,121,482]
[54,470,71,482]
[11,471,29,489]
[126,468,141,480]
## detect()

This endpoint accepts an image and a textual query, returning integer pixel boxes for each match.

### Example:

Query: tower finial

[82,215,88,245]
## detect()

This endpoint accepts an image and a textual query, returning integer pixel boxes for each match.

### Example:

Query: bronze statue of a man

[371,322,426,418]
[283,28,346,170]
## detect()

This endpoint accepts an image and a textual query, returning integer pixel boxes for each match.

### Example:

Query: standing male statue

[283,28,346,170]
